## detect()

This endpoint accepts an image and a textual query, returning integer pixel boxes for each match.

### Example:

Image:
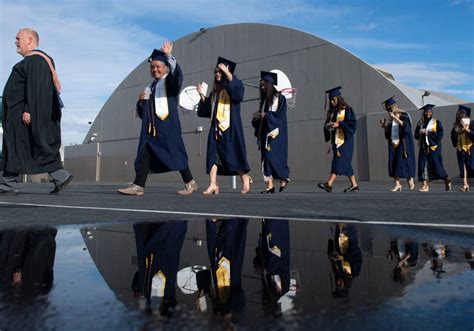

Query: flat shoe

[50,175,73,194]
[317,182,332,193]
[260,187,275,194]
[343,185,359,193]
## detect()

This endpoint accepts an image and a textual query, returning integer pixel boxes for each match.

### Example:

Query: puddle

[1,219,473,330]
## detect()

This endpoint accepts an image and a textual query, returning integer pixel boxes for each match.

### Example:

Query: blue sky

[1,0,473,145]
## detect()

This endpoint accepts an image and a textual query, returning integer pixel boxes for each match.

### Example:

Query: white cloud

[1,2,164,145]
[336,37,424,50]
[353,23,378,32]
[375,62,474,100]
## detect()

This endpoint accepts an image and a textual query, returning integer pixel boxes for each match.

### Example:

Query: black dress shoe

[343,185,359,193]
[50,175,73,194]
[317,182,332,193]
[279,179,290,192]
[260,187,275,194]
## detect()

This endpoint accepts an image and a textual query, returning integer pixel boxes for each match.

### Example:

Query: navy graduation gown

[134,63,189,174]
[323,106,357,177]
[251,94,290,180]
[414,119,448,181]
[255,219,290,301]
[385,113,416,178]
[450,120,474,178]
[197,77,250,176]
[133,221,187,304]
[2,51,63,174]
[205,218,248,314]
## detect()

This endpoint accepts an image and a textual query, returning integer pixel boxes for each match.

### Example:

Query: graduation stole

[425,118,438,151]
[215,90,231,132]
[264,95,280,151]
[337,232,352,275]
[457,126,473,153]
[216,256,231,302]
[152,76,169,121]
[334,107,346,156]
[391,121,400,147]
[25,51,62,93]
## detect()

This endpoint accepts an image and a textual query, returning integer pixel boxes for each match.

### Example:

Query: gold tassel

[153,127,156,137]
[148,123,151,133]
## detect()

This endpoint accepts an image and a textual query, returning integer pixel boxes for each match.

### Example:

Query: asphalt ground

[0,180,472,229]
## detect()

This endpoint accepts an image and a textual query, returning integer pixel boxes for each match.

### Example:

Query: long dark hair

[259,80,279,111]
[212,68,227,97]
[326,96,349,122]
[454,110,467,129]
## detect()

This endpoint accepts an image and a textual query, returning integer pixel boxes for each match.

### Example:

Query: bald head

[15,28,39,56]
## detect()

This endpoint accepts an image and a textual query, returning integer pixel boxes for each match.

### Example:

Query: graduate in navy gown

[251,72,290,194]
[318,86,359,193]
[195,218,248,322]
[118,41,198,196]
[450,105,474,192]
[386,240,419,283]
[414,104,451,192]
[253,219,291,315]
[196,57,252,195]
[327,224,362,298]
[132,221,187,315]
[380,97,416,191]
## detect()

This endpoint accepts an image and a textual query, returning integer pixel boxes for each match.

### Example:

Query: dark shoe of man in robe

[50,175,74,194]
[317,182,332,193]
[117,184,145,196]
[177,179,198,195]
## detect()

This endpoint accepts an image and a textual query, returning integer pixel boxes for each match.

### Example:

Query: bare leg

[407,177,415,190]
[461,165,469,192]
[391,177,402,192]
[239,171,253,194]
[203,165,219,194]
[418,180,429,192]
[327,173,337,186]
[349,175,357,187]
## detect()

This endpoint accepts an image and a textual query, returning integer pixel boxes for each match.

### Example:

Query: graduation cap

[260,71,278,85]
[458,105,471,117]
[148,49,168,64]
[325,86,342,99]
[420,104,435,111]
[216,56,236,74]
[382,96,397,108]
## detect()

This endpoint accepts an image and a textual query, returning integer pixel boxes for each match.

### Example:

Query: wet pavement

[1,217,473,330]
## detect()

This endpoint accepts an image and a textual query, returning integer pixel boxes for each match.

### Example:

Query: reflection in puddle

[1,219,473,329]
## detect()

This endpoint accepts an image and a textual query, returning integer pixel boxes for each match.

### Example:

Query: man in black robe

[1,28,72,195]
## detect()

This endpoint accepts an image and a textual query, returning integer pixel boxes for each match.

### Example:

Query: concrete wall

[65,23,472,183]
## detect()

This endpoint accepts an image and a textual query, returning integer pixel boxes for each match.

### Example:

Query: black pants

[134,146,193,187]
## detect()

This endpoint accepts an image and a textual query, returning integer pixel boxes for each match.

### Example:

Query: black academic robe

[134,63,189,174]
[323,106,357,177]
[0,229,57,295]
[252,94,290,180]
[327,224,362,298]
[133,221,187,308]
[197,77,250,176]
[414,118,448,181]
[2,51,63,174]
[385,113,416,178]
[205,219,248,315]
[450,120,474,178]
[254,219,290,311]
